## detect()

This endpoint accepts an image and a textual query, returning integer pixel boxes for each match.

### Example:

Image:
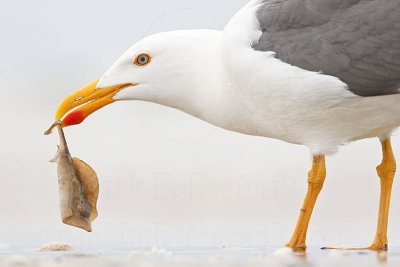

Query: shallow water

[0,247,399,267]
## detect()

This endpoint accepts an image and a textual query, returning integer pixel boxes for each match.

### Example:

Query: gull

[52,0,400,250]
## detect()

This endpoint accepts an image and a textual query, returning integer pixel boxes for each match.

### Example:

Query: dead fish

[45,121,99,232]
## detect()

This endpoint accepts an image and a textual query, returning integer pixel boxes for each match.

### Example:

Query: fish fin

[44,120,62,135]
[72,158,99,222]
[49,145,61,163]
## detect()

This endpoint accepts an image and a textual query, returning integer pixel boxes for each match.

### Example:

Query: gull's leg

[369,138,396,250]
[322,138,396,251]
[286,155,326,251]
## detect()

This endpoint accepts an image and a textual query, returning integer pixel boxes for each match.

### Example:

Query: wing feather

[252,0,400,96]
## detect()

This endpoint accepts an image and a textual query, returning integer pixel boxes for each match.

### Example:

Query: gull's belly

[220,93,400,154]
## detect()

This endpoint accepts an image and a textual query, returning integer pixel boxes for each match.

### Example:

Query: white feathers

[223,0,264,46]
[222,2,400,154]
[96,1,400,155]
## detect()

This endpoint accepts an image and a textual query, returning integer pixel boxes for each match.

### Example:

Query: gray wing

[252,0,400,96]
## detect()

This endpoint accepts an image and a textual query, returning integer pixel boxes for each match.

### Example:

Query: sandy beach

[0,247,398,267]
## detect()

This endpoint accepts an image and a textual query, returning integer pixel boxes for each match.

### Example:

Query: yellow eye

[134,53,151,66]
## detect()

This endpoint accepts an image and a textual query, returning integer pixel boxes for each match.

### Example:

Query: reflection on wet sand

[0,247,398,267]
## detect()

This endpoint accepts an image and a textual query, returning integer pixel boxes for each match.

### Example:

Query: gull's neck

[152,31,239,130]
[153,29,265,137]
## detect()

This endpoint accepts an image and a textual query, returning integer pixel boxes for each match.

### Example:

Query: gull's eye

[134,53,151,66]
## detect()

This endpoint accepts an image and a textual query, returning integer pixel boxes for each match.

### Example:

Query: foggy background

[1,0,400,251]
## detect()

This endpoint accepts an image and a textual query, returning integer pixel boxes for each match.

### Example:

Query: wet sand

[0,247,398,267]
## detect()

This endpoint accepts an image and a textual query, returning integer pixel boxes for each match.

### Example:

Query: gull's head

[55,30,219,127]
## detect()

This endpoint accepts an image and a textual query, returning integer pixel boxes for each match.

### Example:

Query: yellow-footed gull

[51,0,400,251]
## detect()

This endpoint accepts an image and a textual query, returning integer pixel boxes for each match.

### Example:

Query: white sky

[1,0,400,250]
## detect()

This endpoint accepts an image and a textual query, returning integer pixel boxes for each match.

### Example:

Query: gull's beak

[55,80,134,127]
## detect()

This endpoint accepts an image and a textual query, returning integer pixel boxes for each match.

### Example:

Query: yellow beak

[55,80,133,127]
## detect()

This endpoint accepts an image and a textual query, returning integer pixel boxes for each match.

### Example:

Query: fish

[44,121,99,232]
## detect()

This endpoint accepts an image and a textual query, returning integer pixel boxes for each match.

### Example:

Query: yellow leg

[286,155,326,251]
[369,138,396,250]
[322,138,396,251]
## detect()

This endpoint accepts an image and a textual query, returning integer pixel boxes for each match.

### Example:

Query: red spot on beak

[62,110,86,126]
